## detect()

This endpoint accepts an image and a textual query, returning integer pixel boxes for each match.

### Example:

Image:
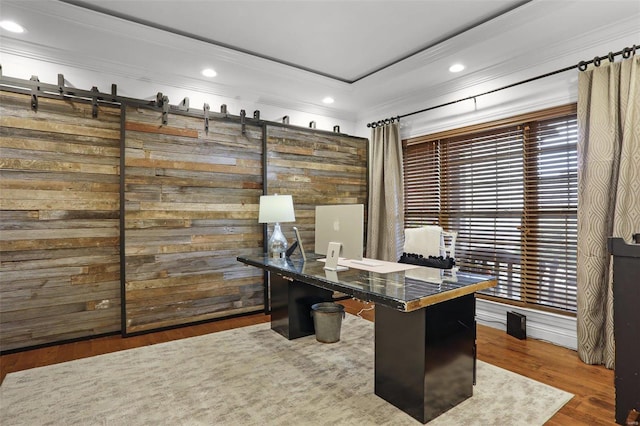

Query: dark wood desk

[609,238,640,424]
[237,254,496,423]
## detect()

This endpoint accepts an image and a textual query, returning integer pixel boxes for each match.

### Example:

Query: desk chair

[403,225,457,267]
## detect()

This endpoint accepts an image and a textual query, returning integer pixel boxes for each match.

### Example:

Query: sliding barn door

[265,125,368,252]
[0,91,122,351]
[123,106,264,334]
[0,88,369,348]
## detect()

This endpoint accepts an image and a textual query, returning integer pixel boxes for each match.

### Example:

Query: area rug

[0,316,572,425]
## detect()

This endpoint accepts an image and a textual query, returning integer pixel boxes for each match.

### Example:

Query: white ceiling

[57,0,529,83]
[0,0,639,126]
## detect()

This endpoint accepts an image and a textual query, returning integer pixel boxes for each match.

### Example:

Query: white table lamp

[258,194,296,258]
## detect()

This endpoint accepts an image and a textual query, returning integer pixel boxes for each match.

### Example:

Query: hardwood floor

[0,299,616,425]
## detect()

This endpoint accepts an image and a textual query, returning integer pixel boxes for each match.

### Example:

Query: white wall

[351,70,577,139]
[353,21,637,140]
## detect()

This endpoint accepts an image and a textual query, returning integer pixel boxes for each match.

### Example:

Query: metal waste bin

[310,302,345,343]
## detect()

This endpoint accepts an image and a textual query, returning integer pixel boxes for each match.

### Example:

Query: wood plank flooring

[0,299,615,425]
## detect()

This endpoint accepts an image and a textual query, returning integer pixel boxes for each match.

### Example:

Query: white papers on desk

[318,257,420,273]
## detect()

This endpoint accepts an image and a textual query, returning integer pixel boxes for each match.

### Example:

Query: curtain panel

[367,123,404,261]
[577,55,640,368]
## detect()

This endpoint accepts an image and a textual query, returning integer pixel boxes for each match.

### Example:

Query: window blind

[403,105,577,313]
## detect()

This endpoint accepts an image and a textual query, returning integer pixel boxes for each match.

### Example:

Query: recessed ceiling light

[322,97,334,104]
[449,64,465,73]
[201,68,217,78]
[0,20,25,33]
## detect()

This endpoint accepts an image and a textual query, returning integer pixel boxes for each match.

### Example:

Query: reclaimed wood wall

[0,91,122,351]
[265,125,368,253]
[0,88,368,350]
[123,107,264,334]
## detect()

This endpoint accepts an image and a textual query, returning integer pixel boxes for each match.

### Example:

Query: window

[403,105,577,314]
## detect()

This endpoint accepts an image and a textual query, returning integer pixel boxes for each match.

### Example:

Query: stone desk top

[237,254,497,312]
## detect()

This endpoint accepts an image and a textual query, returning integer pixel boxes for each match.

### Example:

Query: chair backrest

[403,226,457,259]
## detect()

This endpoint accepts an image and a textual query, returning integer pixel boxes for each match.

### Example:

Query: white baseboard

[476,298,577,350]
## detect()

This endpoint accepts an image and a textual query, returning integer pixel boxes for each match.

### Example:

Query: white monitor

[314,204,364,260]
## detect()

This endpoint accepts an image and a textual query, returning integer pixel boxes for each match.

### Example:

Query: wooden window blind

[403,105,577,314]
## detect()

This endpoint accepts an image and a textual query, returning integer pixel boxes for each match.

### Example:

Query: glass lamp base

[269,222,288,258]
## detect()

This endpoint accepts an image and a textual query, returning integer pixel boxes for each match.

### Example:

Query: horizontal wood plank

[125,121,199,138]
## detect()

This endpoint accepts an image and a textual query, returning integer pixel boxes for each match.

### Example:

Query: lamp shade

[258,194,295,223]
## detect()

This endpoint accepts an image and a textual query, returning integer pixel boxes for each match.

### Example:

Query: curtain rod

[367,44,638,129]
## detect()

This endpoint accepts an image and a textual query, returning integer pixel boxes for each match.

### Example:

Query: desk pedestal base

[374,295,476,424]
[270,273,333,339]
[270,272,476,424]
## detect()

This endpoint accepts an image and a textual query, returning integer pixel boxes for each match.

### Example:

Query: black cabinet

[609,237,640,425]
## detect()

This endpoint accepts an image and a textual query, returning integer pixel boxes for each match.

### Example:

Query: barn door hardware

[2,72,355,137]
[178,97,189,111]
[91,86,100,118]
[30,75,40,111]
[156,92,169,125]
[203,103,210,135]
[57,74,64,94]
[161,97,169,124]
